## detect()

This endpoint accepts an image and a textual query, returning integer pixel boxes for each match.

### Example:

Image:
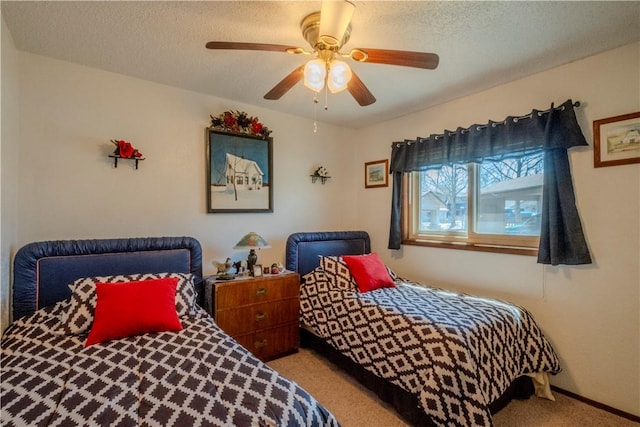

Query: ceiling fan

[206,0,439,107]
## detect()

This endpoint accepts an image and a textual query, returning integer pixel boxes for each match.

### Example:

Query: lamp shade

[303,58,327,92]
[233,232,270,249]
[327,59,352,93]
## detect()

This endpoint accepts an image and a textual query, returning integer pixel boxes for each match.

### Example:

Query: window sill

[401,239,538,256]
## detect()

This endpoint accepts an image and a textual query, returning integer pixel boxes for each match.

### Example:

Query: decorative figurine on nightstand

[237,261,249,276]
[215,257,234,274]
[269,262,284,274]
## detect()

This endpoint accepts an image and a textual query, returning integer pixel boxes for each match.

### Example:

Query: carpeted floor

[268,348,639,427]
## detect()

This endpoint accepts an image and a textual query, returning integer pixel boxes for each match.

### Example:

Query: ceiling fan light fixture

[327,60,352,93]
[206,0,438,107]
[319,0,355,48]
[303,58,327,92]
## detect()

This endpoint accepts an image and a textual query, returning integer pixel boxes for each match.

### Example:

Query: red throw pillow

[342,253,395,293]
[85,277,183,347]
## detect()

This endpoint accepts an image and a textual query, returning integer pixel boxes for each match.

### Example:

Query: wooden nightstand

[205,272,300,361]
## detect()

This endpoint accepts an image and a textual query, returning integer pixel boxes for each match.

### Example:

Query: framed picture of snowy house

[206,129,273,213]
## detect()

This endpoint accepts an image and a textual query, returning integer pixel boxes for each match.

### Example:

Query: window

[405,152,543,253]
[390,100,590,264]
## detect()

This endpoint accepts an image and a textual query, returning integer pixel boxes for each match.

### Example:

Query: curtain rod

[393,101,581,147]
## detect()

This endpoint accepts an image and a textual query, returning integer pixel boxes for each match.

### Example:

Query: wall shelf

[109,155,145,170]
[310,175,330,184]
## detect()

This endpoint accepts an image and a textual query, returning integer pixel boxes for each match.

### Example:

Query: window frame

[402,164,540,256]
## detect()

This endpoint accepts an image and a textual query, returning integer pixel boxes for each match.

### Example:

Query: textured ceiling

[2,1,639,128]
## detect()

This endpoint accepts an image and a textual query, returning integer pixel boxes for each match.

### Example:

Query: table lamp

[233,232,270,275]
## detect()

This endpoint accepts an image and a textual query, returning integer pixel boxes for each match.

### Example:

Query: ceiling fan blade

[319,0,355,46]
[264,65,305,100]
[349,48,439,70]
[206,41,305,54]
[347,71,376,106]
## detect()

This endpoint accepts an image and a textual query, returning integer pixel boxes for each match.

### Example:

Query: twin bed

[1,232,560,427]
[1,237,337,426]
[285,231,561,427]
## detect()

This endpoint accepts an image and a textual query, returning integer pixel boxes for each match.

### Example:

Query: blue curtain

[388,99,592,265]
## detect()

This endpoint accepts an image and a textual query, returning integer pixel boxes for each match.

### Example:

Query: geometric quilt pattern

[301,268,561,427]
[1,302,339,427]
[319,256,358,291]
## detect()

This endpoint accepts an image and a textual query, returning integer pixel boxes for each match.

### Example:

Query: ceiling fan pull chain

[313,93,319,133]
[324,85,329,111]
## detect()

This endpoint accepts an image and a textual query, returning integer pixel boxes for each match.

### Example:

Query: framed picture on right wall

[593,111,640,168]
[364,159,389,188]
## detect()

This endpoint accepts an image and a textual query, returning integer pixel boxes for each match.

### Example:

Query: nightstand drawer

[215,298,298,336]
[233,323,299,361]
[215,274,299,309]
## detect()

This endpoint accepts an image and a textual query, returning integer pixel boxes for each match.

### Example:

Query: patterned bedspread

[1,302,339,427]
[301,268,561,427]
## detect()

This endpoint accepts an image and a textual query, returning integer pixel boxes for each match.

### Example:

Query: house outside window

[406,152,543,251]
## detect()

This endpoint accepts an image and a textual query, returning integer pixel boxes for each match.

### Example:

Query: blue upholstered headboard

[285,231,371,277]
[12,236,203,320]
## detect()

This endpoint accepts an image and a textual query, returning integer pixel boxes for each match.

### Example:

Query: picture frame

[593,111,640,168]
[364,159,389,188]
[252,264,263,277]
[206,128,273,212]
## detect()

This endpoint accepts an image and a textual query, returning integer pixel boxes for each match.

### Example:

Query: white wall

[0,14,20,334]
[350,42,640,416]
[15,52,357,280]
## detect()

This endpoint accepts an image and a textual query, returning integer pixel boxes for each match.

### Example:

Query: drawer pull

[255,312,266,321]
[255,339,268,349]
[256,287,267,296]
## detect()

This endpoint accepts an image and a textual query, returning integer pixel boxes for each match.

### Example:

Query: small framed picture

[365,159,389,188]
[252,264,263,277]
[593,111,640,168]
